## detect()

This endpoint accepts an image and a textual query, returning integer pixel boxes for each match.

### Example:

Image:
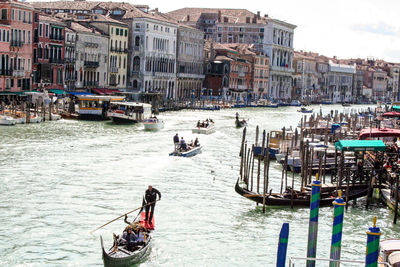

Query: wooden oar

[90,199,159,234]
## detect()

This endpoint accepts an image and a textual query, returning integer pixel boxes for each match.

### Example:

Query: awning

[359,128,400,140]
[0,91,26,96]
[392,106,400,111]
[48,89,65,95]
[383,112,400,117]
[92,88,121,95]
[68,91,94,96]
[335,140,386,152]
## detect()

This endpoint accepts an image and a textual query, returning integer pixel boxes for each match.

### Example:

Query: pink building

[0,0,34,92]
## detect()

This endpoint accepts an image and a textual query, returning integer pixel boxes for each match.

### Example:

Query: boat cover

[140,212,155,230]
[359,128,400,140]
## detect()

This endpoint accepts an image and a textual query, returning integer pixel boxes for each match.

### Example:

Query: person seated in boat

[197,120,201,127]
[205,121,209,127]
[283,187,299,199]
[180,137,187,151]
[125,226,139,251]
[194,137,200,147]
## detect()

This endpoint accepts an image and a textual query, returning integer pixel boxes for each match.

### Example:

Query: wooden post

[49,96,53,121]
[243,143,248,183]
[239,128,247,180]
[394,175,399,224]
[245,147,251,188]
[250,144,255,191]
[255,126,259,146]
[323,149,327,184]
[285,147,289,191]
[257,130,266,193]
[262,133,270,213]
[291,155,295,209]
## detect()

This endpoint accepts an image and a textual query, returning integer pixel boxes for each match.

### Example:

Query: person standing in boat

[173,133,179,151]
[144,185,161,224]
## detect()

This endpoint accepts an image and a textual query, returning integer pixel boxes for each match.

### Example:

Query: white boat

[169,146,202,157]
[15,117,26,124]
[44,113,62,121]
[107,102,152,123]
[380,239,400,266]
[192,122,215,134]
[30,115,43,123]
[143,118,164,130]
[0,115,16,126]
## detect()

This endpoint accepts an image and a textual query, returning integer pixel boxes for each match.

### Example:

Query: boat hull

[235,120,247,128]
[0,116,16,125]
[381,188,400,216]
[110,116,137,124]
[101,236,152,267]
[169,146,202,157]
[144,121,164,130]
[192,125,215,134]
[235,179,368,207]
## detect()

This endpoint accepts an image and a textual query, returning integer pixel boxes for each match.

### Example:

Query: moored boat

[381,186,400,216]
[379,239,400,267]
[290,100,302,106]
[0,115,16,126]
[143,118,164,130]
[297,107,313,113]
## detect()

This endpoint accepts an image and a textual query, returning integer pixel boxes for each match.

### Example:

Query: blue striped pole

[276,223,289,267]
[306,175,321,267]
[329,190,346,267]
[365,217,382,267]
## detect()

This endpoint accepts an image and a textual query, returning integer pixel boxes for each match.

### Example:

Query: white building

[327,60,356,103]
[129,17,177,99]
[263,18,296,101]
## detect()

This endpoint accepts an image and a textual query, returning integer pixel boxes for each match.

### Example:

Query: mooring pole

[329,190,346,267]
[276,223,289,267]
[365,217,381,267]
[306,175,321,267]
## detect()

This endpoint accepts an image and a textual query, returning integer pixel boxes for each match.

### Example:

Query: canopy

[68,91,94,96]
[383,111,400,118]
[392,106,400,111]
[48,89,65,95]
[92,88,122,95]
[359,128,400,140]
[335,140,386,152]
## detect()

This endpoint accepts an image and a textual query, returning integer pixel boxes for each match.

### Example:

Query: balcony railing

[0,69,12,76]
[10,40,23,47]
[49,58,64,64]
[110,67,119,73]
[12,69,25,77]
[83,81,99,87]
[84,61,99,68]
[49,34,64,41]
[0,19,11,25]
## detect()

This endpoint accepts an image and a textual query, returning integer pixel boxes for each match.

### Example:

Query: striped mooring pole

[365,217,382,267]
[276,223,289,267]
[306,175,321,267]
[329,190,346,267]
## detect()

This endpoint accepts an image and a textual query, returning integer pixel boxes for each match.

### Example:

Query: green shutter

[125,29,127,36]
[116,28,119,35]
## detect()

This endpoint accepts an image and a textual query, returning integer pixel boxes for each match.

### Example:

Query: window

[11,9,14,20]
[45,25,48,37]
[28,12,31,23]
[116,28,119,35]
[27,31,30,44]
[18,10,21,21]
[111,27,113,34]
[23,11,25,22]
[125,29,127,36]
[39,24,42,36]
[1,9,7,20]
[22,30,25,43]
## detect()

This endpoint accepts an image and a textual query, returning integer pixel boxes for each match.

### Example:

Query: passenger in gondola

[125,226,139,251]
[194,137,200,147]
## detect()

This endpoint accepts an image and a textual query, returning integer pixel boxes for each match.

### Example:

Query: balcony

[49,58,64,64]
[0,19,11,25]
[50,34,64,41]
[83,81,99,87]
[84,61,99,68]
[0,69,12,76]
[10,40,23,47]
[110,67,119,73]
[12,69,25,77]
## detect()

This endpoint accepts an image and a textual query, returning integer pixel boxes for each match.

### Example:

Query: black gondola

[235,179,368,207]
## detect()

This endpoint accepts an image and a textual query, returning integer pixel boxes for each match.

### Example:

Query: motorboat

[0,115,16,126]
[143,118,164,130]
[108,102,152,123]
[298,107,313,113]
[169,146,202,157]
[192,120,215,134]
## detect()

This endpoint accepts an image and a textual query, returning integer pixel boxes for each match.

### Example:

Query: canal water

[0,105,398,266]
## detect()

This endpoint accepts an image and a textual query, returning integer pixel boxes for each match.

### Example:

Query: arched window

[133,56,140,72]
[135,36,140,47]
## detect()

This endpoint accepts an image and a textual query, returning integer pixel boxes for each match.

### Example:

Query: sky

[142,0,400,62]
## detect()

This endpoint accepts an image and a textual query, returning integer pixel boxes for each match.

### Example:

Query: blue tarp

[331,124,341,133]
[68,92,94,96]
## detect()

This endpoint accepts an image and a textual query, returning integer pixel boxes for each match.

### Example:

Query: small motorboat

[380,239,400,267]
[29,115,43,123]
[235,119,247,128]
[342,103,351,107]
[290,100,302,106]
[44,113,62,121]
[169,146,202,157]
[192,120,215,134]
[297,107,313,113]
[143,117,164,131]
[0,115,16,126]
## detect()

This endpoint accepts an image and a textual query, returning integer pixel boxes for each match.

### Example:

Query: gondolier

[145,185,161,224]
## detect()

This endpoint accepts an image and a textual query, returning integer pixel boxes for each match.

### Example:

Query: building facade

[176,24,204,100]
[0,1,34,91]
[252,53,269,100]
[64,27,76,91]
[327,60,356,103]
[32,14,65,91]
[129,17,177,99]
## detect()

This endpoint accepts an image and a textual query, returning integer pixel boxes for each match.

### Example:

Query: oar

[90,199,159,234]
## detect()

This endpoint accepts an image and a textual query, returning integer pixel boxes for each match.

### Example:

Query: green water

[0,105,398,266]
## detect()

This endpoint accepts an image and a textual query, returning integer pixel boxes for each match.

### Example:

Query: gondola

[101,210,154,266]
[235,178,368,207]
[235,118,247,128]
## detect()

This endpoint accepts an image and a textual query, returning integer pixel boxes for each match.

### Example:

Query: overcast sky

[142,0,400,62]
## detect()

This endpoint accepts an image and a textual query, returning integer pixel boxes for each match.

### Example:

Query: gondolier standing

[145,185,161,224]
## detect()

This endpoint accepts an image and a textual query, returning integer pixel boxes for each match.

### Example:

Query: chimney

[218,10,221,22]
[257,11,260,19]
[186,14,190,21]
